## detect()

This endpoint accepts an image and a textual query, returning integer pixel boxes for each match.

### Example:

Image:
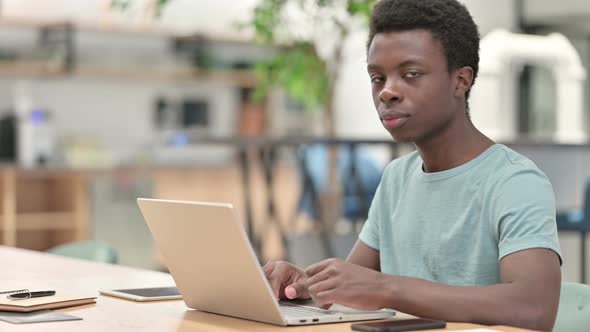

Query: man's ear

[454,66,474,98]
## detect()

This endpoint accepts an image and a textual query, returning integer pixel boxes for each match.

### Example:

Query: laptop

[137,198,395,326]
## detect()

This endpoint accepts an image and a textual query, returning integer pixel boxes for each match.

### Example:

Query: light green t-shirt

[359,144,561,286]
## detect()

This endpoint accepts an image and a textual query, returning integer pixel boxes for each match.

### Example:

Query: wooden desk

[0,246,534,331]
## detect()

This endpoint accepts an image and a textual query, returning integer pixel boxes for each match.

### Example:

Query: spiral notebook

[0,289,96,313]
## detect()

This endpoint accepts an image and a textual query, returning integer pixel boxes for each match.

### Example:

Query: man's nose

[379,79,402,104]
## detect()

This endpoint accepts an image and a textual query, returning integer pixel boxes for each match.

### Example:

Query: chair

[286,144,383,265]
[553,282,590,332]
[297,144,383,222]
[556,180,590,283]
[47,240,118,264]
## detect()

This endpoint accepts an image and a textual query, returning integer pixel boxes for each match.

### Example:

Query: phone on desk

[351,318,446,332]
[99,287,182,302]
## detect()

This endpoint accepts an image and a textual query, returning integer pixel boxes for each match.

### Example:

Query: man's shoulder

[483,145,553,197]
[485,145,548,181]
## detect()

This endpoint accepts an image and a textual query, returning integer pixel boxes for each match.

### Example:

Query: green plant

[246,1,377,231]
[253,42,329,112]
[111,0,170,18]
[248,0,376,136]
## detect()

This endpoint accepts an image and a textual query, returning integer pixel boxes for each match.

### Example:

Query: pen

[7,290,56,300]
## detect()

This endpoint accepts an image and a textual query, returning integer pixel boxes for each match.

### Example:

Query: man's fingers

[305,268,331,288]
[262,262,276,277]
[268,264,286,299]
[307,278,337,297]
[313,289,336,309]
[285,280,307,299]
[305,258,339,277]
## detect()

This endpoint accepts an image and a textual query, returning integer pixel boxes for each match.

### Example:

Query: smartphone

[99,287,182,302]
[351,318,446,332]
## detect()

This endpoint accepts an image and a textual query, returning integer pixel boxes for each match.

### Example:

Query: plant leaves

[246,0,375,112]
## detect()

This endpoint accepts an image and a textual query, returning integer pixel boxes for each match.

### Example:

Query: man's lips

[380,111,410,129]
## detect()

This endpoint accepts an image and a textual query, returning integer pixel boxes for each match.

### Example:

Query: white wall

[461,0,518,36]
[2,0,259,38]
[334,28,386,139]
[523,0,590,23]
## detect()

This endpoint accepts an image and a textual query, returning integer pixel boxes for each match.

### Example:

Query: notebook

[137,198,395,326]
[0,310,82,324]
[0,291,96,313]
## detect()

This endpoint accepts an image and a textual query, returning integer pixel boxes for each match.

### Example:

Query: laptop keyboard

[279,302,339,318]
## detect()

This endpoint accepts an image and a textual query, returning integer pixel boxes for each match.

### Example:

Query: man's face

[367,30,460,143]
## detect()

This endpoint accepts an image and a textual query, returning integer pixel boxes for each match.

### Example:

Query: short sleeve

[492,167,562,264]
[359,170,388,251]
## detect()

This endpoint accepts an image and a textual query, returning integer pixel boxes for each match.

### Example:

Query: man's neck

[415,117,494,173]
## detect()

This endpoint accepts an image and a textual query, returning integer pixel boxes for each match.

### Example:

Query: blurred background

[0,0,589,285]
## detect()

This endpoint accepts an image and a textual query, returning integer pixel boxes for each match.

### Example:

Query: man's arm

[307,247,561,331]
[346,240,380,271]
[381,248,561,331]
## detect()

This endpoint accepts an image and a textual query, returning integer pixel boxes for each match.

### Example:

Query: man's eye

[371,76,384,84]
[404,71,422,79]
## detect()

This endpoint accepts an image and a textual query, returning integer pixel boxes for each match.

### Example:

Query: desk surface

[0,246,534,332]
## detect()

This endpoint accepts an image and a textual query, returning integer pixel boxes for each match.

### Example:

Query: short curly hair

[368,0,480,109]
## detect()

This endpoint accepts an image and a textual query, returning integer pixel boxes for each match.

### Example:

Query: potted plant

[246,0,377,229]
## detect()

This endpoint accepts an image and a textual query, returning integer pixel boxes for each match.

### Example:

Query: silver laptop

[137,198,394,326]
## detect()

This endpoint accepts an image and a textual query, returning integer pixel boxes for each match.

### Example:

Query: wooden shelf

[0,169,89,250]
[0,61,64,77]
[0,60,257,86]
[0,16,260,85]
[75,66,258,86]
[0,17,252,43]
[0,17,70,30]
[16,212,76,231]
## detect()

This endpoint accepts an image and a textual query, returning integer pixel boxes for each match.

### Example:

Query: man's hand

[305,258,391,310]
[263,261,311,300]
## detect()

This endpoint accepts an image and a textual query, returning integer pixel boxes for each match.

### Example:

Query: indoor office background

[0,0,588,285]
